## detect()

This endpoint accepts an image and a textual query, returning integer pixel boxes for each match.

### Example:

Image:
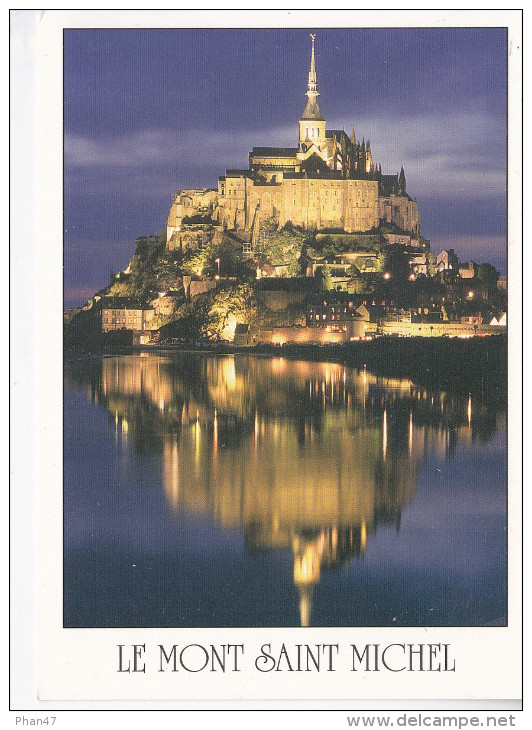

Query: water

[64,352,507,628]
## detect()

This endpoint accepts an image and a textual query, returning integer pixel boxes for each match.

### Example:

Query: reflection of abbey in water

[65,354,503,626]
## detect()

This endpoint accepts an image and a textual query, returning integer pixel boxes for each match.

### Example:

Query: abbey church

[166,35,420,250]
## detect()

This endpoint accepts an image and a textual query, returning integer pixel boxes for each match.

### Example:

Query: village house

[436,249,459,272]
[101,297,154,332]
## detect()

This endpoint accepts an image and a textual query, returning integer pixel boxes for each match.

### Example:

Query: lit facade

[101,298,154,332]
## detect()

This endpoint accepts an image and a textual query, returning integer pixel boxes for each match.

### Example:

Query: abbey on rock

[166,35,420,253]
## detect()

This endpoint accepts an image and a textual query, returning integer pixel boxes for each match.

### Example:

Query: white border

[10,8,523,713]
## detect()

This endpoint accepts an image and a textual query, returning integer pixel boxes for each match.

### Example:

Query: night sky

[64,27,507,309]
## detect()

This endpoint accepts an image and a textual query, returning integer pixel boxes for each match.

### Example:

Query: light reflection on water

[64,354,506,628]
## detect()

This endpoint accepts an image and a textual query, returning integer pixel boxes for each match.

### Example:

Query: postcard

[12,8,522,711]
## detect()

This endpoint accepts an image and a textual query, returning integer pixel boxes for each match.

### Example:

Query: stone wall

[380,321,506,337]
[255,326,345,345]
[167,225,219,252]
[379,194,420,236]
[216,175,382,233]
[188,280,217,299]
[168,177,421,240]
[253,321,507,344]
[151,295,178,317]
[166,189,218,241]
[256,289,308,311]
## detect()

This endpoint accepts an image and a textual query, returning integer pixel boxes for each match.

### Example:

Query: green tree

[316,263,332,291]
[378,247,410,280]
[182,237,251,279]
[376,250,388,272]
[260,211,279,235]
[258,225,306,276]
[203,284,256,339]
[346,265,369,294]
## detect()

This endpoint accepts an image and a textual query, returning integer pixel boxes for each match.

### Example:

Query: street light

[215,258,221,276]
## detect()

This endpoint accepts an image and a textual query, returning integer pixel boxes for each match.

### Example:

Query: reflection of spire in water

[409,411,413,456]
[467,394,472,427]
[291,524,372,626]
[298,584,314,628]
[293,533,324,628]
[294,537,323,584]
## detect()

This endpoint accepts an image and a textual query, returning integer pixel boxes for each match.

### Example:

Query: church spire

[300,34,324,122]
[307,33,318,96]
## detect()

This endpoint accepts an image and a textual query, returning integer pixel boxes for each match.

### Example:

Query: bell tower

[299,34,326,148]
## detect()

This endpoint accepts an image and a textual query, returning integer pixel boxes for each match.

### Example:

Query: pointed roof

[301,97,325,121]
[301,34,324,121]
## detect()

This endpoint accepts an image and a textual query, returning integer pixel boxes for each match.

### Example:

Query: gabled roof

[298,143,323,159]
[325,129,350,140]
